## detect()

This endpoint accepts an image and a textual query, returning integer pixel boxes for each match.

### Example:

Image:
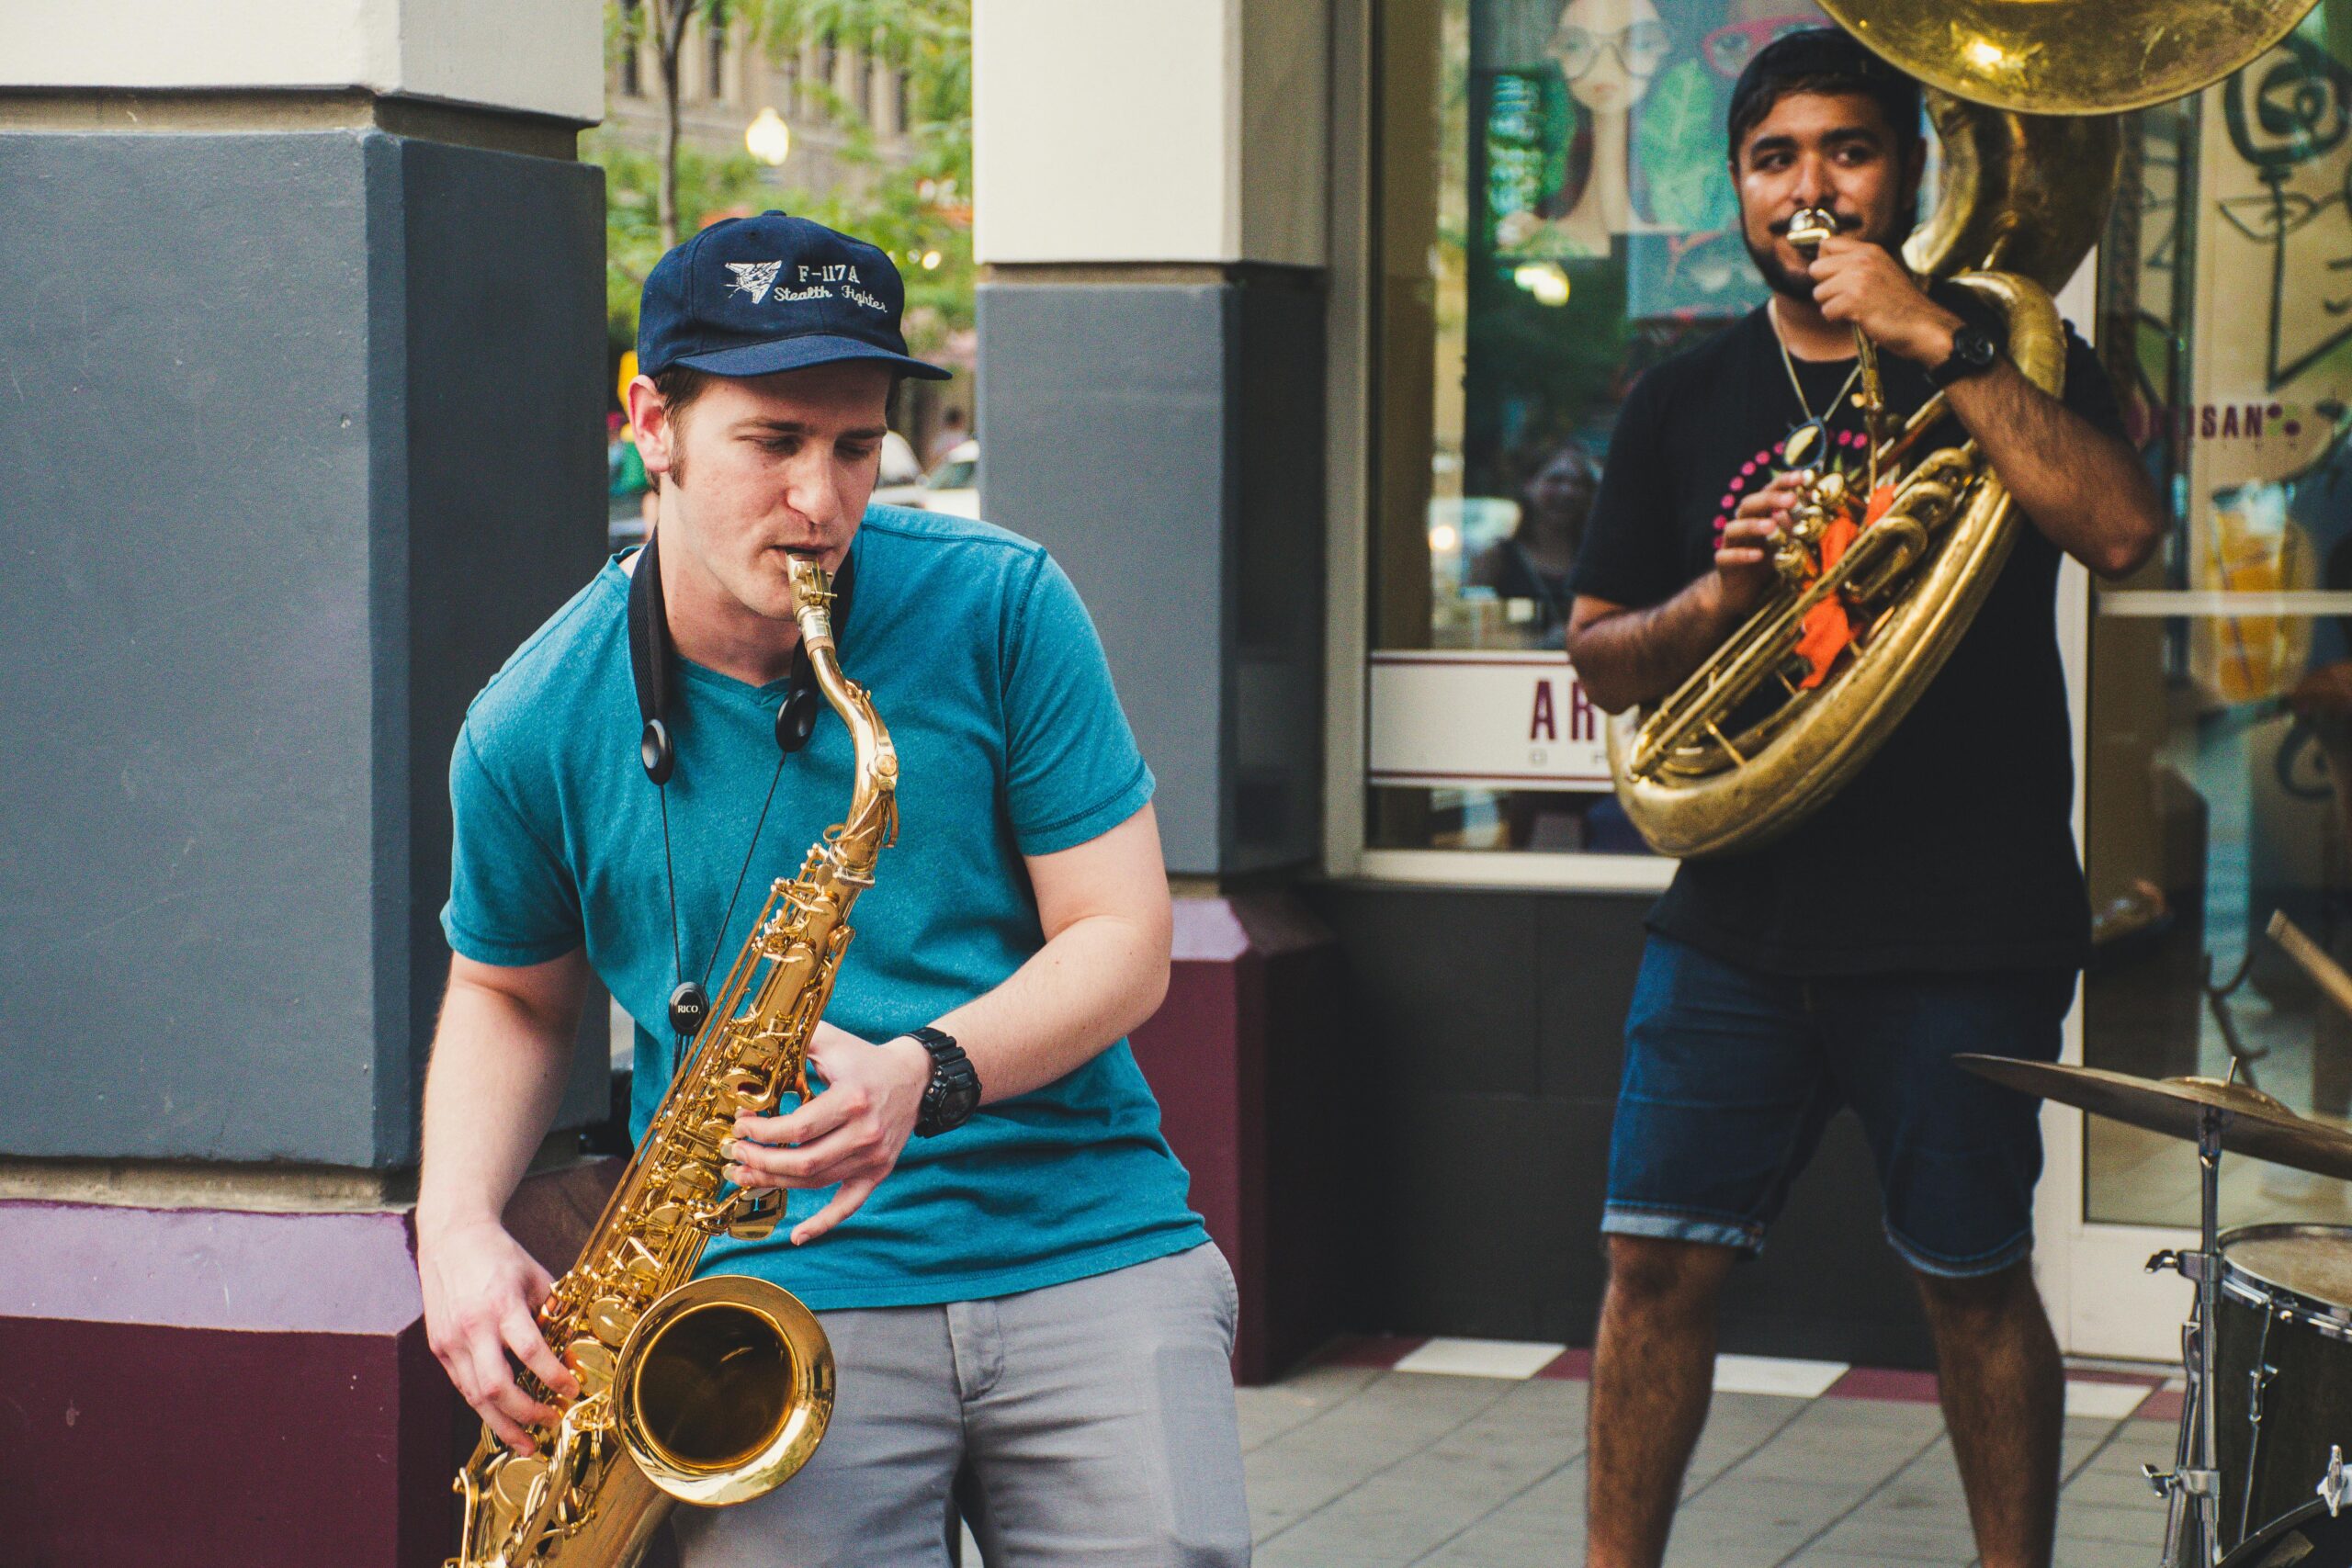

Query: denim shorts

[1601,934,2075,1278]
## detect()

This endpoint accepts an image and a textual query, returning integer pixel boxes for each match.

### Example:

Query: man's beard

[1745,231,1819,301]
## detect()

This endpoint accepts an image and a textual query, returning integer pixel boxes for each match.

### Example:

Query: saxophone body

[450,556,898,1568]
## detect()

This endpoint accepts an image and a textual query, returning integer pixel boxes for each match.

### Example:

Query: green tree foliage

[594,0,972,359]
[587,135,775,345]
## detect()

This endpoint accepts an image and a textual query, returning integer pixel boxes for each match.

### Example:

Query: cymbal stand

[2146,1105,2226,1566]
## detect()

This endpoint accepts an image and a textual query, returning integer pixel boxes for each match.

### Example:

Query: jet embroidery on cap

[725,260,782,303]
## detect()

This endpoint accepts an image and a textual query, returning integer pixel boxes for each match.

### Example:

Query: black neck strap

[625,533,856,783]
[624,533,857,1039]
[627,533,677,781]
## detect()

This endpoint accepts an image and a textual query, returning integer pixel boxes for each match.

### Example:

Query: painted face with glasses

[1700,14,1826,80]
[1550,0,1668,114]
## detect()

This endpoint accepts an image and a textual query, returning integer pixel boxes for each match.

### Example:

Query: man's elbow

[1136,953,1171,1031]
[1564,634,1639,715]
[2085,502,2164,580]
[1120,908,1173,1034]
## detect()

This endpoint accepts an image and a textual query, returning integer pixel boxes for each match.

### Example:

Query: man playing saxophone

[414,213,1250,1566]
[1562,30,2164,1568]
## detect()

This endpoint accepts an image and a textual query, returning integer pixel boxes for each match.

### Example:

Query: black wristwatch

[905,1026,981,1137]
[1928,321,1999,388]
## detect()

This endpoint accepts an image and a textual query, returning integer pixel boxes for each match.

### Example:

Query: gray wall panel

[391,137,609,1164]
[1229,274,1325,871]
[0,131,607,1166]
[0,133,385,1163]
[978,283,1230,873]
[977,276,1325,876]
[1306,884,1939,1368]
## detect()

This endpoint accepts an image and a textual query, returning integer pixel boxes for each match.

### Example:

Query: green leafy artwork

[1635,59,1734,232]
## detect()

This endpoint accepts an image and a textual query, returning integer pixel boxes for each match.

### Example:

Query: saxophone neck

[786,554,842,655]
[786,555,899,865]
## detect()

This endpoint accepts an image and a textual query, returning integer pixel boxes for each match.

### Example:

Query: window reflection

[2085,10,2352,1227]
[1370,0,1826,855]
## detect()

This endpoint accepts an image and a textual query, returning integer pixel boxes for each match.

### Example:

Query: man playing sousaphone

[1564,29,2164,1568]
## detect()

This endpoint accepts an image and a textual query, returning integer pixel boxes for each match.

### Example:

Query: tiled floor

[1237,1340,2178,1568]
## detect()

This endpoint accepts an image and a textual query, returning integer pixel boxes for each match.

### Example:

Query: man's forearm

[1567,574,1747,715]
[417,964,584,1239]
[927,912,1169,1104]
[1942,362,2160,577]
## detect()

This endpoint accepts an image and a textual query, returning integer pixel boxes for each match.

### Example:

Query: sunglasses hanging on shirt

[626,532,854,1040]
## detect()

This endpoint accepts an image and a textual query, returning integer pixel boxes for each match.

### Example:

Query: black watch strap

[1928,321,1999,389]
[907,1026,981,1137]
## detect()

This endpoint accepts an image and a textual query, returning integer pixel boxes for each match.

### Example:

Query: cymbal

[1956,1055,2352,1183]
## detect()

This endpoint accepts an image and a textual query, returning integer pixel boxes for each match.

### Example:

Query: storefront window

[2084,7,2352,1225]
[1368,0,1829,857]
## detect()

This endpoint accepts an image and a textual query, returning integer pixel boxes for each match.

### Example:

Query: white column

[974,0,1328,265]
[0,0,605,123]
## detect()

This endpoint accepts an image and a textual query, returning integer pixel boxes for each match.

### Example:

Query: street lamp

[745,107,791,166]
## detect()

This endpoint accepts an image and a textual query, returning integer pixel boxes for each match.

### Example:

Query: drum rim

[2219,1222,2352,1332]
[2218,1494,2352,1563]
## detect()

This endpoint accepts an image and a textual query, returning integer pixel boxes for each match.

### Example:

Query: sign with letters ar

[1367,650,1611,792]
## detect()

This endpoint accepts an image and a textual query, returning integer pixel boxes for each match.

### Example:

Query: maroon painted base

[1128,892,1347,1384]
[0,1158,618,1568]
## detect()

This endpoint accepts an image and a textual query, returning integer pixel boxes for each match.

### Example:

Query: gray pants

[672,1243,1252,1567]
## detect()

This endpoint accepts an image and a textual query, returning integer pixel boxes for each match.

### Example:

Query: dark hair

[1725,27,1923,166]
[650,364,717,424]
[645,365,716,487]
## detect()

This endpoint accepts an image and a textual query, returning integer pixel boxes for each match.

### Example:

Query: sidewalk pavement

[1238,1337,2178,1567]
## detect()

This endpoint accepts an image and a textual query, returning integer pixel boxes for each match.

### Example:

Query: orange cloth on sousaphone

[1792,482,1895,689]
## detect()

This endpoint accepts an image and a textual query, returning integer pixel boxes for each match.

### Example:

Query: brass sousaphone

[1605,0,2320,859]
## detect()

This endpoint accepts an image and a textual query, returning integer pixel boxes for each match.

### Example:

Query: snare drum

[2211,1224,2352,1548]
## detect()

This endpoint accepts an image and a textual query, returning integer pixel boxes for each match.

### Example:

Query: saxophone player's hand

[724,1020,931,1246]
[419,1216,581,1455]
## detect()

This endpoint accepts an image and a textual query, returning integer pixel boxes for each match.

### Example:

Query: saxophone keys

[725,1187,787,1240]
[490,1451,548,1512]
[643,1202,684,1235]
[719,1066,766,1102]
[566,1337,618,1393]
[585,1296,639,1348]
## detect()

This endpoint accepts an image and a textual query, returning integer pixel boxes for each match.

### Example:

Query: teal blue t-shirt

[440,507,1204,1309]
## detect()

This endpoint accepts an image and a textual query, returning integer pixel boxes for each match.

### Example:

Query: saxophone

[449,555,898,1568]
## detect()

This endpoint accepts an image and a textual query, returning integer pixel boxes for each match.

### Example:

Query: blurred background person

[1468,436,1599,643]
[927,403,970,468]
[606,410,654,546]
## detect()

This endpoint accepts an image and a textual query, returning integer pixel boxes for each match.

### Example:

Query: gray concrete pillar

[0,4,613,1558]
[971,0,1331,879]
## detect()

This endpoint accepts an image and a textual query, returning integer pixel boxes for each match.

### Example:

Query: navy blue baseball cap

[637,210,951,381]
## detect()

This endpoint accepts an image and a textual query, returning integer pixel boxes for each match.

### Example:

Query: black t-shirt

[1568,297,2126,975]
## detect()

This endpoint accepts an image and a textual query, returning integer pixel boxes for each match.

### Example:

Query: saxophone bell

[612,1274,834,1506]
